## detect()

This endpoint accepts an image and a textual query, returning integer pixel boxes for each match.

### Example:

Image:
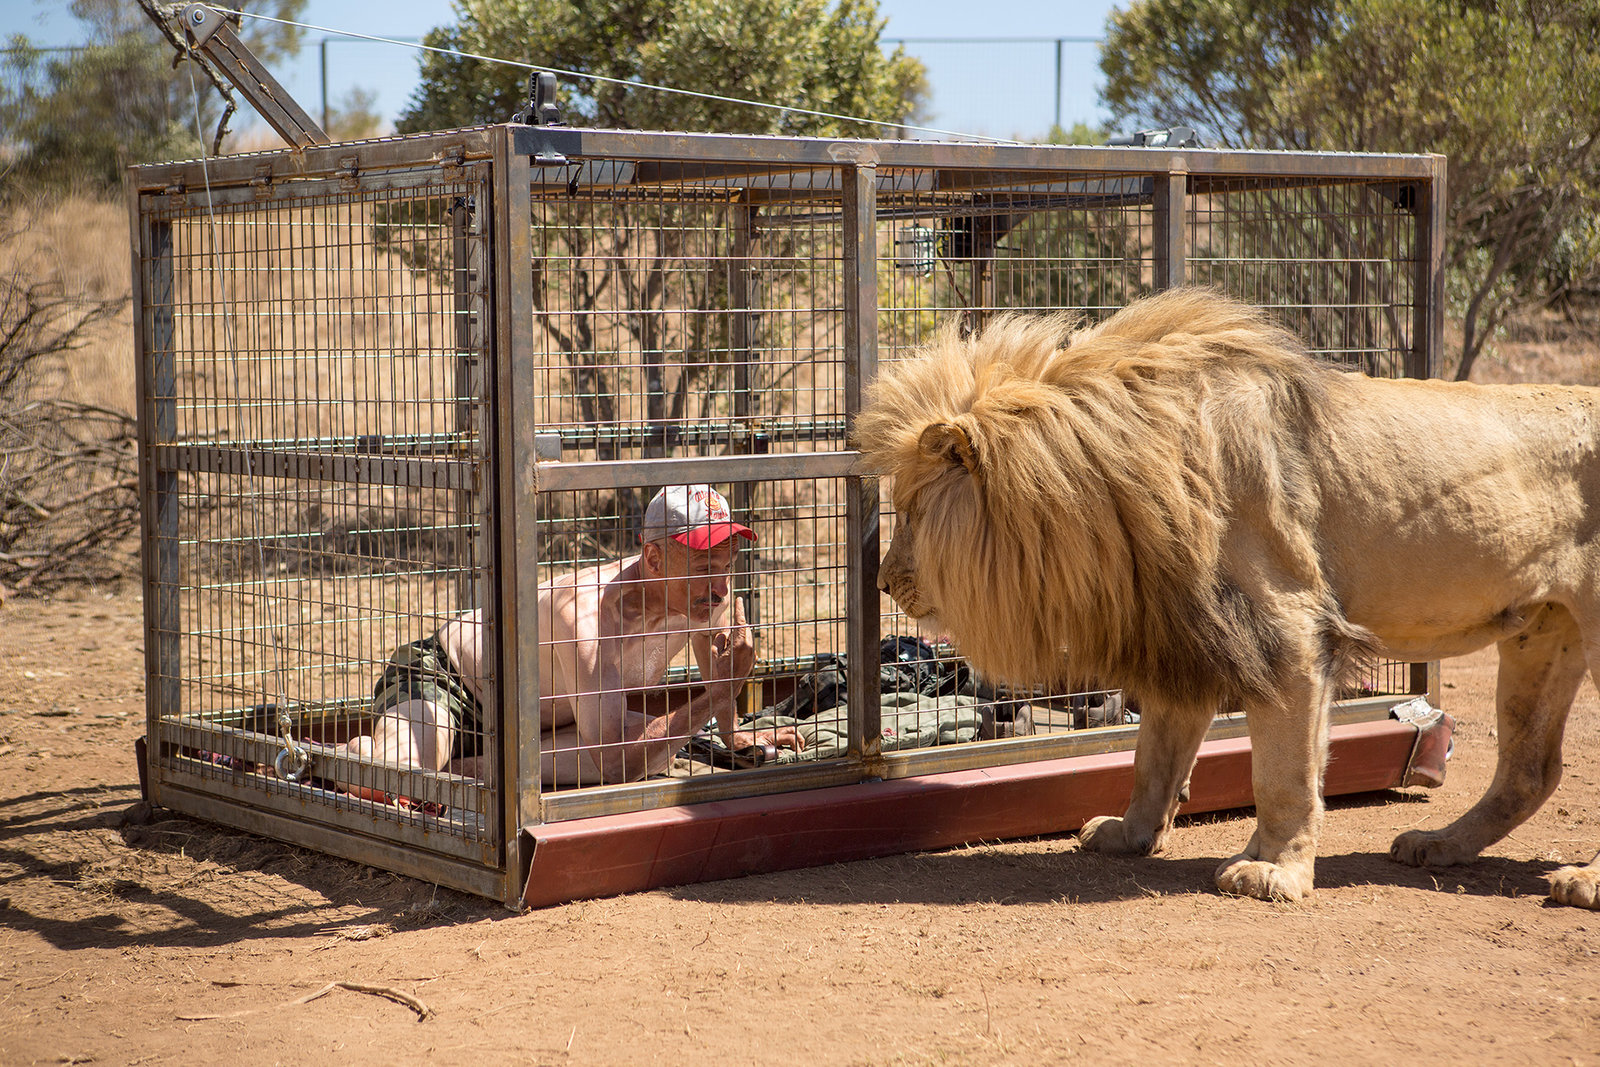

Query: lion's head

[855,288,1340,709]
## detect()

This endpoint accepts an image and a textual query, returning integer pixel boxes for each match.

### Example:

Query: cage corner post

[490,129,543,907]
[132,197,180,805]
[1153,159,1189,291]
[1408,152,1449,707]
[843,161,883,771]
[1413,153,1448,383]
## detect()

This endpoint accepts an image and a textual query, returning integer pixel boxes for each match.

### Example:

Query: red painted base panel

[520,718,1425,908]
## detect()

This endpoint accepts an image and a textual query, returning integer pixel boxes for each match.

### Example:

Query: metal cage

[129,127,1447,905]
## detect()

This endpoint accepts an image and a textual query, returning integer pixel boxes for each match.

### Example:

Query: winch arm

[177,2,329,149]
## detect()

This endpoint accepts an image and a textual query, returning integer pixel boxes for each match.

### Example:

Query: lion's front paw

[1389,829,1478,868]
[1548,866,1600,910]
[1214,856,1313,902]
[1078,815,1156,855]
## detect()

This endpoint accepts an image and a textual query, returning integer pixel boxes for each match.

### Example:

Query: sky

[2,0,1121,142]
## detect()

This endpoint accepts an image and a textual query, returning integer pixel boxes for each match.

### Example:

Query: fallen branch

[298,980,433,1021]
[178,980,433,1022]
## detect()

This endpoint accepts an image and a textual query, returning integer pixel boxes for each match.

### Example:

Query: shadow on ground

[0,786,499,952]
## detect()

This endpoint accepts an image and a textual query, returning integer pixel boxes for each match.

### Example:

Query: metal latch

[439,144,466,175]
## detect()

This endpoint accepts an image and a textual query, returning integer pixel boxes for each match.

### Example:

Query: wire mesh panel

[869,169,1162,757]
[133,129,1444,899]
[1186,176,1423,376]
[525,164,850,463]
[530,477,855,794]
[134,149,501,883]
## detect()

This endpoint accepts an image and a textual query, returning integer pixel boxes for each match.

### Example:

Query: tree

[395,0,925,540]
[1,0,307,191]
[1100,0,1600,379]
[398,0,924,136]
[327,86,383,140]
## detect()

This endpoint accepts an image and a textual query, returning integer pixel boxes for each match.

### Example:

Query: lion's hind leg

[1079,701,1211,856]
[1391,602,1583,875]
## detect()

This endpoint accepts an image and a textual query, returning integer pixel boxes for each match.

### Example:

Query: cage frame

[129,126,1448,906]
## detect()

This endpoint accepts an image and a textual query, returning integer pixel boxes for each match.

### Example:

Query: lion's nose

[876,574,890,594]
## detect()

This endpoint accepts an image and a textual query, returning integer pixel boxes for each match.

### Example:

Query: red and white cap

[641,484,757,550]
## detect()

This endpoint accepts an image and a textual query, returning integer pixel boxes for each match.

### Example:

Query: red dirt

[2,585,1598,1066]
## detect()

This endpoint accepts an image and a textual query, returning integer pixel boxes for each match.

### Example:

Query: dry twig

[177,980,433,1022]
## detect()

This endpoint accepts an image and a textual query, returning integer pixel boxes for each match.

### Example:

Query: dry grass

[1470,297,1600,386]
[1,193,139,593]
[0,193,135,414]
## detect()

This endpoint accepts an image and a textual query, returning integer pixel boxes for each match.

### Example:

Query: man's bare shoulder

[541,556,639,635]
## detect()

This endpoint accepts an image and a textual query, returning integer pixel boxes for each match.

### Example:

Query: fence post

[1153,160,1188,290]
[843,161,882,768]
[492,128,541,901]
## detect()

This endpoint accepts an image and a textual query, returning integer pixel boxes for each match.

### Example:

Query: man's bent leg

[541,723,606,787]
[340,697,453,801]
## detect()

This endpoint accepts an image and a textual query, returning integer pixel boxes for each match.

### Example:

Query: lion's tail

[1323,610,1385,690]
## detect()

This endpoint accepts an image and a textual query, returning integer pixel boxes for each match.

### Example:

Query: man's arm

[569,599,754,782]
[688,599,805,758]
[690,600,743,752]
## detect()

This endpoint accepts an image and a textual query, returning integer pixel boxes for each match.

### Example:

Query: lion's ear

[917,421,982,478]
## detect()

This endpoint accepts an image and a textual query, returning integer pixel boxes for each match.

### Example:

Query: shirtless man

[339,485,802,796]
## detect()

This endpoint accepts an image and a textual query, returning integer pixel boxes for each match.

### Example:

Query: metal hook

[275,745,312,783]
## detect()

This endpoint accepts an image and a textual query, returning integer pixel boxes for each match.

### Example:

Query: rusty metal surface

[518,718,1424,908]
[179,3,329,150]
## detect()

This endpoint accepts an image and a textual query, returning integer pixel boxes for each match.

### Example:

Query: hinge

[336,154,360,190]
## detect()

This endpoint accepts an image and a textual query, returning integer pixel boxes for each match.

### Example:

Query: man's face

[653,537,740,622]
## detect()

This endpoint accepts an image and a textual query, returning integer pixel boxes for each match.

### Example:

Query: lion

[854,286,1600,908]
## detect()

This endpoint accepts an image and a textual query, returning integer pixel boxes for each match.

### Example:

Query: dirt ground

[2,585,1598,1066]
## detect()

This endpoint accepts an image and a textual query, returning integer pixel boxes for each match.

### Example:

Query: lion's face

[879,511,936,624]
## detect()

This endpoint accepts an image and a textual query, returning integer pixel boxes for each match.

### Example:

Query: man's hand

[702,596,755,695]
[730,726,806,753]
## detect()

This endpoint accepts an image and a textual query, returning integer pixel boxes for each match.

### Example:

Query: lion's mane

[855,287,1378,712]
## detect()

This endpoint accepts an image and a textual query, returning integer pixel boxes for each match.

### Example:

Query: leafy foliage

[1101,0,1600,378]
[398,0,925,135]
[1,0,307,191]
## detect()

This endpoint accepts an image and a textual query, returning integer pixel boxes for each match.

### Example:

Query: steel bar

[494,129,540,903]
[180,3,329,149]
[154,444,474,489]
[1153,165,1188,289]
[509,127,1440,181]
[535,452,861,493]
[843,163,882,765]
